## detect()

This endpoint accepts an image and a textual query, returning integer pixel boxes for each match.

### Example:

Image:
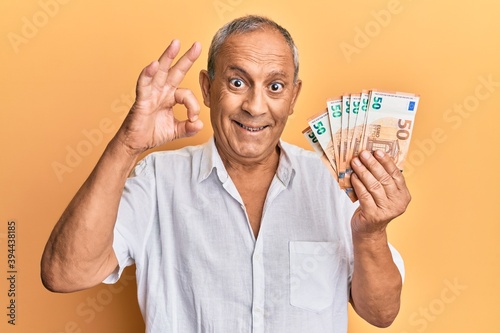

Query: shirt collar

[198,136,229,183]
[275,140,295,187]
[198,137,295,187]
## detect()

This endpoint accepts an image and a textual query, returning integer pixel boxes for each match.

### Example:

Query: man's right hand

[115,40,203,156]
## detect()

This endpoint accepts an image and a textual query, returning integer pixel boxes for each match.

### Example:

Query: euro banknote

[303,89,420,202]
[302,127,338,180]
[307,110,337,173]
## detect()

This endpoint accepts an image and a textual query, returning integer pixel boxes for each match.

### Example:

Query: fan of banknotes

[302,90,420,202]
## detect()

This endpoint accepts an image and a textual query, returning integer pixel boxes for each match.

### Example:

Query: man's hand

[348,149,410,327]
[350,149,411,236]
[116,40,203,156]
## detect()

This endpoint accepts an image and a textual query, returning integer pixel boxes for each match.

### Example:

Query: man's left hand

[349,150,411,236]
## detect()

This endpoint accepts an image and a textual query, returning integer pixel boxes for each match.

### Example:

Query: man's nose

[242,88,267,117]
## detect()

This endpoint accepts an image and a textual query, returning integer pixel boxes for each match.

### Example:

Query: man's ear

[199,70,211,108]
[289,79,302,115]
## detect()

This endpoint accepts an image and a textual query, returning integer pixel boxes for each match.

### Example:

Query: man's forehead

[215,28,294,76]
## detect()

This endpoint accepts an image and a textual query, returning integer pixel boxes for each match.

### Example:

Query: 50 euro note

[326,97,343,179]
[302,127,338,181]
[343,90,369,190]
[359,90,420,171]
[342,93,360,190]
[304,107,356,202]
[303,125,354,199]
[339,95,351,186]
[307,110,338,174]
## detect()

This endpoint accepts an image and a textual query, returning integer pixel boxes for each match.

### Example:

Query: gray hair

[207,15,300,83]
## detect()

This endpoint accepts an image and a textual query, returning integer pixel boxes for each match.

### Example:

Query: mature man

[41,15,410,333]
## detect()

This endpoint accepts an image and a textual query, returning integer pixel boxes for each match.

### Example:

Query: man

[41,15,410,333]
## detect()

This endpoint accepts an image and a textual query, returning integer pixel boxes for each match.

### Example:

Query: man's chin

[228,142,277,162]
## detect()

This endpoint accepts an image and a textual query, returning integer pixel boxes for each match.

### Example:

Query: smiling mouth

[234,121,268,132]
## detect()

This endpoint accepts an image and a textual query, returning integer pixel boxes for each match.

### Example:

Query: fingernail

[360,150,371,159]
[169,39,180,48]
[375,150,385,158]
[352,157,362,166]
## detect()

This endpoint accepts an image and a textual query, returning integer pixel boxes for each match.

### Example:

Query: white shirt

[104,137,404,333]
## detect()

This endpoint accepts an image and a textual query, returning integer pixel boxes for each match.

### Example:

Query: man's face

[200,27,302,164]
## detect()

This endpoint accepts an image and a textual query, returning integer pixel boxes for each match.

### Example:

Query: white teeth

[237,122,266,132]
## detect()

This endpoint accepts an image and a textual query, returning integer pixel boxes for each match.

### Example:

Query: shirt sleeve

[102,157,157,284]
[388,242,405,282]
[342,196,405,284]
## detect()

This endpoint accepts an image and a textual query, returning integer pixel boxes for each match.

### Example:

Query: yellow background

[1,0,499,332]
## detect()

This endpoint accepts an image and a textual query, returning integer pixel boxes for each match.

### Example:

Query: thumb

[176,119,204,139]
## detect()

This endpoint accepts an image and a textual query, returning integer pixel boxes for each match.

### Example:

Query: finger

[165,41,202,88]
[373,150,412,205]
[174,88,200,122]
[372,149,407,191]
[152,39,182,88]
[175,118,204,139]
[137,60,159,90]
[351,153,392,207]
[350,172,376,209]
[353,150,399,195]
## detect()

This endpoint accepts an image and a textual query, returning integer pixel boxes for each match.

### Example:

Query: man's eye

[229,78,245,88]
[270,82,284,92]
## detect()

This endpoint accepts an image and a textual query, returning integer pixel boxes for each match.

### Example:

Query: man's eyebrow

[226,66,290,80]
[227,65,248,76]
[266,70,288,79]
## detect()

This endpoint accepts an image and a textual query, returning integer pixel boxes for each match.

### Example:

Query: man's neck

[216,144,281,239]
[216,143,281,177]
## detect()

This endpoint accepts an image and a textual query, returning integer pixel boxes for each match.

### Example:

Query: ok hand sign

[116,40,203,155]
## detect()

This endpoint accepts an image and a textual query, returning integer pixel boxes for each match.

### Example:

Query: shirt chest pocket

[289,241,348,313]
